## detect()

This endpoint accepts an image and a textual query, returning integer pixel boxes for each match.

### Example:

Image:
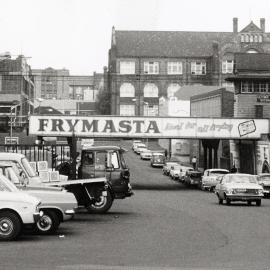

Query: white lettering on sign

[28,116,270,139]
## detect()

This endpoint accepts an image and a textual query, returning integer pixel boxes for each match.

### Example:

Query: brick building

[108,18,270,116]
[226,53,270,174]
[32,68,105,115]
[190,88,234,170]
[0,54,34,131]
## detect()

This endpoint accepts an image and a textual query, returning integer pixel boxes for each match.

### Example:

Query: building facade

[32,68,105,115]
[108,18,270,116]
[0,54,34,131]
[227,53,270,174]
[190,88,234,170]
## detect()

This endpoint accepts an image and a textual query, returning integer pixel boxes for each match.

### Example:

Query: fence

[0,144,71,170]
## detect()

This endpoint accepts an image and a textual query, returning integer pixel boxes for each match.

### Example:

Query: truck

[57,145,134,213]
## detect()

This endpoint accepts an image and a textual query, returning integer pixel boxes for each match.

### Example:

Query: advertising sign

[29,116,270,139]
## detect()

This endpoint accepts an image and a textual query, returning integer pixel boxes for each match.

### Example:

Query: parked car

[183,170,202,186]
[134,143,147,154]
[0,159,77,234]
[215,173,264,206]
[177,165,194,182]
[0,174,41,241]
[257,173,270,197]
[201,169,229,191]
[162,162,179,176]
[132,140,142,151]
[169,164,183,180]
[150,153,165,167]
[140,149,152,160]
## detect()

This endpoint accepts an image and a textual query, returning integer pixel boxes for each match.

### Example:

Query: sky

[1,0,270,75]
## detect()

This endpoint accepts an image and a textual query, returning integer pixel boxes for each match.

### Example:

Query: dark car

[150,153,165,167]
[183,170,203,187]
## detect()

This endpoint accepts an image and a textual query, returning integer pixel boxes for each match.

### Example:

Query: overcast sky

[1,0,270,75]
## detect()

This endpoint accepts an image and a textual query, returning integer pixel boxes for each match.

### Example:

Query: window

[144,104,159,116]
[240,81,269,93]
[246,49,258,53]
[167,83,181,98]
[143,83,158,97]
[120,104,135,116]
[254,35,258,42]
[245,35,249,42]
[259,35,263,42]
[222,60,234,74]
[144,62,159,74]
[167,62,182,74]
[260,82,267,93]
[120,61,135,74]
[241,35,245,42]
[250,35,254,43]
[191,61,206,75]
[119,83,135,97]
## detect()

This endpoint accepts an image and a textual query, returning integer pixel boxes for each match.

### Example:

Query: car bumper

[226,194,264,201]
[33,212,42,223]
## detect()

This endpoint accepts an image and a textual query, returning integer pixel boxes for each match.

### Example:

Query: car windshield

[173,165,181,170]
[227,175,257,184]
[22,158,36,177]
[259,175,270,182]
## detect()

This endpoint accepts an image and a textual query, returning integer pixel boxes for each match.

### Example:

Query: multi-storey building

[226,53,270,174]
[0,54,34,131]
[32,68,105,115]
[108,18,270,116]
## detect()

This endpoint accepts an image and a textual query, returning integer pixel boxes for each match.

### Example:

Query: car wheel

[0,211,21,241]
[87,191,113,214]
[256,200,261,207]
[36,210,60,234]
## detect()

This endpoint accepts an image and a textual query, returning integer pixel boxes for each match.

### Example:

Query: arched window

[245,35,249,42]
[241,35,245,42]
[254,35,258,42]
[167,83,181,98]
[143,83,158,97]
[119,83,135,97]
[246,49,258,53]
[259,35,263,42]
[250,35,254,43]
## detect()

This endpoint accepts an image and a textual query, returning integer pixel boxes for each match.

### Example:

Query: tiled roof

[115,31,235,57]
[174,85,222,100]
[235,53,270,71]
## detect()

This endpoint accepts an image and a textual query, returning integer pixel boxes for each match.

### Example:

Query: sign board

[5,137,19,145]
[29,116,270,139]
[81,138,94,148]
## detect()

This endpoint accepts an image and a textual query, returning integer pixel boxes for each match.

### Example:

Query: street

[1,140,270,270]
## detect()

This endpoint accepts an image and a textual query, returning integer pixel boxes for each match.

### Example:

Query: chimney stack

[260,18,265,32]
[233,18,238,33]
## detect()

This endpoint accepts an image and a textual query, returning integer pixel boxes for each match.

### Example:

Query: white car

[140,149,152,160]
[162,162,179,176]
[134,143,147,154]
[202,169,229,191]
[215,173,264,206]
[170,165,194,181]
[0,175,41,241]
[132,140,142,151]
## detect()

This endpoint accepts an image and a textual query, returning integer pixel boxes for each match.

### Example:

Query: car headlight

[258,189,264,195]
[226,188,233,195]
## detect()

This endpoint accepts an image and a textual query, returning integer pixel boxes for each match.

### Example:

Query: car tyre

[87,191,113,214]
[0,211,21,241]
[256,200,261,207]
[36,210,60,234]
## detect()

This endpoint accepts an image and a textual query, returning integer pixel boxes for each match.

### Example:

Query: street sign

[5,137,19,145]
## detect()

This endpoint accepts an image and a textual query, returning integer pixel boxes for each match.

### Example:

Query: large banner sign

[29,116,270,139]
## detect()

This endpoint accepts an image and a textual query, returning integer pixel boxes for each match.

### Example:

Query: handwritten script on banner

[29,116,269,139]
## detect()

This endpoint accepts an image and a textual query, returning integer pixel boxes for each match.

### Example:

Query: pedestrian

[164,149,168,159]
[191,155,197,170]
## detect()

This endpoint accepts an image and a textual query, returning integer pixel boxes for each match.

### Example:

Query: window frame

[167,61,183,75]
[119,61,136,75]
[191,61,206,75]
[144,61,159,74]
